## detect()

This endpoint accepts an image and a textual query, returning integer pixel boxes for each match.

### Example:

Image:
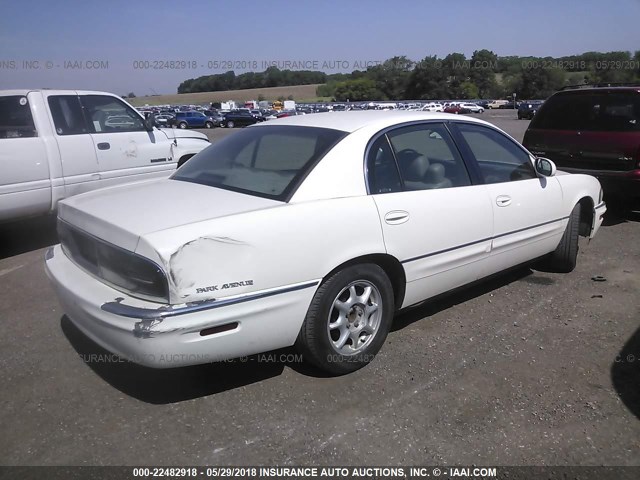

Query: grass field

[129,84,328,106]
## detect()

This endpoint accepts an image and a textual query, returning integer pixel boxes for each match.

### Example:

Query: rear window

[0,95,37,138]
[171,125,347,201]
[531,92,640,132]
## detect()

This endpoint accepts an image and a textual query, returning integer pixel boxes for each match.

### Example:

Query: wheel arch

[321,253,406,311]
[577,196,595,237]
[177,154,195,168]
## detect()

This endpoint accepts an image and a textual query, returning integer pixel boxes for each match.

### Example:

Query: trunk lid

[58,178,281,252]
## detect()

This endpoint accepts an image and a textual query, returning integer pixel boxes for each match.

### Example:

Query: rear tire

[178,122,187,129]
[296,264,394,375]
[227,120,235,128]
[539,204,581,273]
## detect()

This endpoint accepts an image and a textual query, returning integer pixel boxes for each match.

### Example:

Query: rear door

[79,94,176,187]
[451,122,564,272]
[369,122,494,308]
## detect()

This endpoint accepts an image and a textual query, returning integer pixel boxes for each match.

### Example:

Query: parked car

[154,113,175,127]
[444,104,463,114]
[0,90,209,223]
[221,110,264,128]
[46,111,605,375]
[523,84,640,201]
[460,102,484,113]
[517,101,544,120]
[421,103,444,112]
[499,101,519,109]
[203,110,224,127]
[476,100,490,110]
[174,111,216,129]
[276,110,298,118]
[487,100,509,109]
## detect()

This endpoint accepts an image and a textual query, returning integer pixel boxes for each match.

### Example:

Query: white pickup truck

[0,89,210,223]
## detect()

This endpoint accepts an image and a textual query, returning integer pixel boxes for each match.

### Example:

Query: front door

[80,94,176,188]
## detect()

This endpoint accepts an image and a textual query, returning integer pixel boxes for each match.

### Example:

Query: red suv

[523,84,640,201]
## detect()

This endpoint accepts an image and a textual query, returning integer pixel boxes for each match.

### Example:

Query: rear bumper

[45,245,318,368]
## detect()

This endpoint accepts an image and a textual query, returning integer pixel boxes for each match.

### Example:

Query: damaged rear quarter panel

[135,196,386,305]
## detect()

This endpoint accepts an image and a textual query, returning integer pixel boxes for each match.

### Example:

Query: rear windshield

[530,92,640,132]
[171,125,347,201]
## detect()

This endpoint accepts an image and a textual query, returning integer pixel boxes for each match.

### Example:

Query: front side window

[0,95,37,138]
[80,95,145,133]
[386,123,471,191]
[172,125,347,200]
[48,95,88,135]
[456,123,536,184]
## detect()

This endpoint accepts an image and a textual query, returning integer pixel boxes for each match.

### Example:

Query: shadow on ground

[391,266,534,332]
[61,267,543,401]
[0,215,58,260]
[61,315,293,404]
[611,325,640,420]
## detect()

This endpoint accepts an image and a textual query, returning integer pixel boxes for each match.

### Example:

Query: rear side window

[387,123,471,190]
[532,92,640,132]
[48,95,88,135]
[0,95,37,138]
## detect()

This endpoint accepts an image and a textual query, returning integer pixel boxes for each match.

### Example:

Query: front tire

[296,264,394,375]
[227,120,235,128]
[205,121,213,129]
[540,204,581,273]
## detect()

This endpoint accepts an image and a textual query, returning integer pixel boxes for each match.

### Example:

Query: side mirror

[535,157,556,177]
[144,112,156,131]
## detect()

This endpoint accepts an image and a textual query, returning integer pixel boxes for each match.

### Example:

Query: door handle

[384,210,410,225]
[496,195,512,207]
[97,142,110,150]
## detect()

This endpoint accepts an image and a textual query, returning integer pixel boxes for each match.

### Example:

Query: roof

[0,89,127,97]
[252,110,492,133]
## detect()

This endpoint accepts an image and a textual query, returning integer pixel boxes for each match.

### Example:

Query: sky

[1,0,639,95]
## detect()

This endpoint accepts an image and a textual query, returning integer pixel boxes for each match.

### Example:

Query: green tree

[519,66,566,98]
[365,55,414,99]
[405,56,449,99]
[469,49,498,98]
[460,81,479,99]
[333,79,383,101]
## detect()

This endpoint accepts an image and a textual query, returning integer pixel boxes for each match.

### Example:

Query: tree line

[177,50,640,101]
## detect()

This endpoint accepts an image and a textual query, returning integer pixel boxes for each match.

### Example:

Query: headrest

[425,163,445,183]
[405,155,430,180]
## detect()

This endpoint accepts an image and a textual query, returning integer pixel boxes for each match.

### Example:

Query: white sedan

[45,111,606,375]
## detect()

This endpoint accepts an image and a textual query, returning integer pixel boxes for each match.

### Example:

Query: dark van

[523,84,640,201]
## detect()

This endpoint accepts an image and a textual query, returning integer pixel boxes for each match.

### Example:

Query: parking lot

[1,109,639,467]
